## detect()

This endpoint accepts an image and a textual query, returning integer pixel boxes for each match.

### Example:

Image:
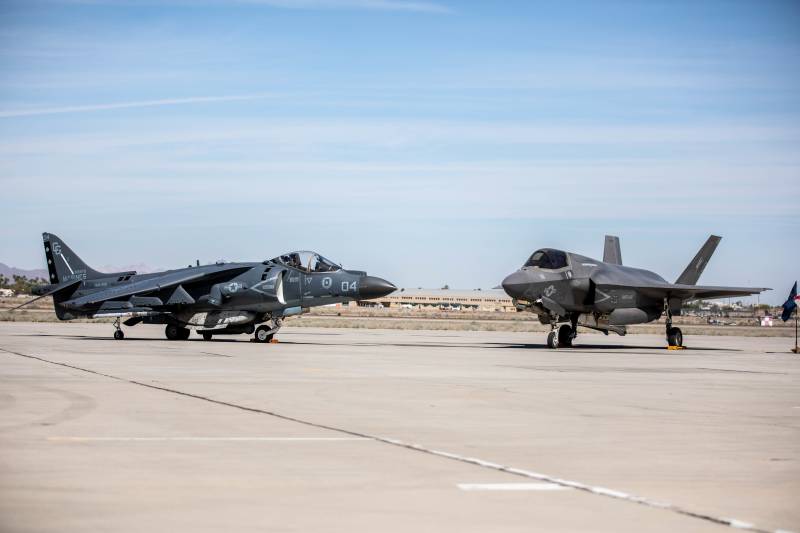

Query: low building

[351,288,515,312]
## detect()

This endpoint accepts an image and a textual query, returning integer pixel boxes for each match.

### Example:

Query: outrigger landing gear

[254,317,282,343]
[664,302,684,348]
[113,318,124,340]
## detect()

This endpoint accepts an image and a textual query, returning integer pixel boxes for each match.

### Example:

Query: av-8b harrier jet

[18,233,396,342]
[501,235,768,349]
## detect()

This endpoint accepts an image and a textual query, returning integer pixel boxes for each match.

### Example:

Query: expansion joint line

[0,347,788,533]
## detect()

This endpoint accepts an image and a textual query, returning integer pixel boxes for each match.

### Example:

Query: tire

[201,331,213,341]
[558,325,573,347]
[165,324,180,340]
[255,325,272,343]
[667,327,683,347]
[178,327,191,340]
[113,330,124,340]
[546,330,559,349]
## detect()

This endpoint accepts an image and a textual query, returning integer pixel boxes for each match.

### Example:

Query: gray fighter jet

[17,233,396,342]
[501,235,768,349]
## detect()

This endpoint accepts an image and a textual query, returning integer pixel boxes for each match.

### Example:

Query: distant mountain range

[0,263,48,281]
[0,262,157,281]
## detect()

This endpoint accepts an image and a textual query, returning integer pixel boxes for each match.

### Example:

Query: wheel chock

[269,338,280,344]
[667,345,685,350]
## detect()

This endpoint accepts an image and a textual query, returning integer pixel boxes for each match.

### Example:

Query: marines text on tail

[17,233,396,342]
[501,235,769,349]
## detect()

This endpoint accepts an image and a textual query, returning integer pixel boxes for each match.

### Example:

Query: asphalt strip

[1,346,793,533]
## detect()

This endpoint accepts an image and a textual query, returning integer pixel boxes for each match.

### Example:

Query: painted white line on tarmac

[48,436,371,442]
[377,437,792,533]
[458,483,570,491]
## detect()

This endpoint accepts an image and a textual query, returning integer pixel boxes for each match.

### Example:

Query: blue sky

[0,0,798,303]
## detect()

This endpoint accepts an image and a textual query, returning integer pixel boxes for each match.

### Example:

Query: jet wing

[63,265,252,308]
[671,285,769,300]
[594,280,768,301]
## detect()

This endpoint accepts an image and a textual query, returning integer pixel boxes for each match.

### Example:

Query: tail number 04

[341,281,357,292]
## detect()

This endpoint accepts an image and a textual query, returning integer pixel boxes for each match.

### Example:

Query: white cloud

[2,119,798,153]
[0,94,276,118]
[58,0,451,13]
[242,0,451,12]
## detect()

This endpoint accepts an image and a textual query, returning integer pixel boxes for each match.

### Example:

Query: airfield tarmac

[0,322,798,533]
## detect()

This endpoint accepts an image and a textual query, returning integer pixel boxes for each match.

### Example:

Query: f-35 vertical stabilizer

[676,235,721,285]
[603,235,622,265]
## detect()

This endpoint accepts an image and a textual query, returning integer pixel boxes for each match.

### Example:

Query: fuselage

[502,250,665,326]
[48,253,395,324]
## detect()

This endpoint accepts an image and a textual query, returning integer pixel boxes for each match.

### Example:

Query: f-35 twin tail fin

[676,235,721,285]
[603,235,622,265]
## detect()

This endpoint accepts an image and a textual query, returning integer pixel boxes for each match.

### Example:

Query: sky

[0,0,798,303]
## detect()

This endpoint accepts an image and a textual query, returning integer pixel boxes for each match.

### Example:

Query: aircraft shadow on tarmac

[486,342,739,352]
[13,333,740,352]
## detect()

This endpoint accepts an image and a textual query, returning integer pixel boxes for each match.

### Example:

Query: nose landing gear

[546,316,578,349]
[254,318,282,343]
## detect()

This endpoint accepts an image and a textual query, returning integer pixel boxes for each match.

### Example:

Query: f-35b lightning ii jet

[501,235,768,349]
[19,233,396,342]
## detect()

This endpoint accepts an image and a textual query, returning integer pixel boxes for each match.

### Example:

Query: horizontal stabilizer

[9,279,82,311]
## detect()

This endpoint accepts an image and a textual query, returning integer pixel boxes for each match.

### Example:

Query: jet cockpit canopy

[524,249,569,270]
[271,251,342,273]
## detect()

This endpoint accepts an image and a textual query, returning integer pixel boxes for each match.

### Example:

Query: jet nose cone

[358,276,397,299]
[501,271,528,298]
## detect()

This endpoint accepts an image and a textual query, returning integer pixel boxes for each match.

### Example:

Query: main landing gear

[113,318,124,340]
[664,303,684,348]
[165,323,191,341]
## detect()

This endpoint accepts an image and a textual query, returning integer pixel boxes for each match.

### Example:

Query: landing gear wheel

[255,325,274,343]
[558,325,573,347]
[201,331,213,341]
[667,327,683,347]
[546,330,559,349]
[178,327,191,340]
[112,317,124,340]
[165,324,181,340]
